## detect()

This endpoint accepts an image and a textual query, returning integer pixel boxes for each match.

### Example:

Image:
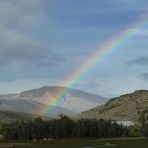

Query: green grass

[1,138,148,148]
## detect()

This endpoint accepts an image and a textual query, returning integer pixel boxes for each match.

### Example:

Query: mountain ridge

[0,86,107,113]
[78,90,148,124]
[0,99,75,118]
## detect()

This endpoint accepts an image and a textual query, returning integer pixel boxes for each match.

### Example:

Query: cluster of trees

[0,116,129,140]
[138,110,148,137]
[141,123,148,137]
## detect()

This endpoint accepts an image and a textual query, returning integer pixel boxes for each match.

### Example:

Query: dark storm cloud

[127,56,148,66]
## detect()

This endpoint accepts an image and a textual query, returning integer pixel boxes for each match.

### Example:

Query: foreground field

[0,138,148,148]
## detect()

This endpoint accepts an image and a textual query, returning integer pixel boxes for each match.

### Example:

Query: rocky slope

[78,90,148,124]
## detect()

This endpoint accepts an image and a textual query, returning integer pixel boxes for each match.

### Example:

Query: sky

[0,0,148,97]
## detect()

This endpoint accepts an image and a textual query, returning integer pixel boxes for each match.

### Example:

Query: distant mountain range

[78,90,148,124]
[0,86,107,122]
[1,87,148,124]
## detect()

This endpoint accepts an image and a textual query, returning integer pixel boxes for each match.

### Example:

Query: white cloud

[0,78,65,94]
[84,75,148,97]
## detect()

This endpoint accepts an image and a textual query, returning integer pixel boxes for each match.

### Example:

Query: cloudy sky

[0,0,148,97]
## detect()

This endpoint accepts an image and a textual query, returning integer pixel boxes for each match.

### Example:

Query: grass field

[0,138,148,148]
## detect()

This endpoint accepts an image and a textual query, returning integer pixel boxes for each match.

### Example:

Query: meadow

[0,138,148,148]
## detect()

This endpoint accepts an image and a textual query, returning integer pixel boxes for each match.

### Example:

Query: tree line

[0,115,129,140]
[138,110,148,137]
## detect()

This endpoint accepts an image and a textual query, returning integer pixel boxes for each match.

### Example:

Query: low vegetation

[0,138,148,148]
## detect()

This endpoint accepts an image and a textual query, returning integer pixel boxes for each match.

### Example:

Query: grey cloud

[0,0,45,29]
[0,26,64,67]
[86,81,100,88]
[138,73,148,80]
[0,0,64,68]
[127,56,148,66]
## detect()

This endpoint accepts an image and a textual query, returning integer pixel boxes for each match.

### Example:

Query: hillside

[0,86,107,113]
[0,99,75,118]
[78,90,148,124]
[0,110,37,123]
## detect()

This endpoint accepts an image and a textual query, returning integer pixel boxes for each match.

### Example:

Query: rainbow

[37,14,148,116]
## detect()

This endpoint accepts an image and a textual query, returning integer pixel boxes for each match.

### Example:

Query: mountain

[0,110,38,123]
[0,86,107,113]
[78,90,148,124]
[0,99,75,118]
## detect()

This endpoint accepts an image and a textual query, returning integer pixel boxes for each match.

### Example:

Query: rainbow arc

[37,14,148,116]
